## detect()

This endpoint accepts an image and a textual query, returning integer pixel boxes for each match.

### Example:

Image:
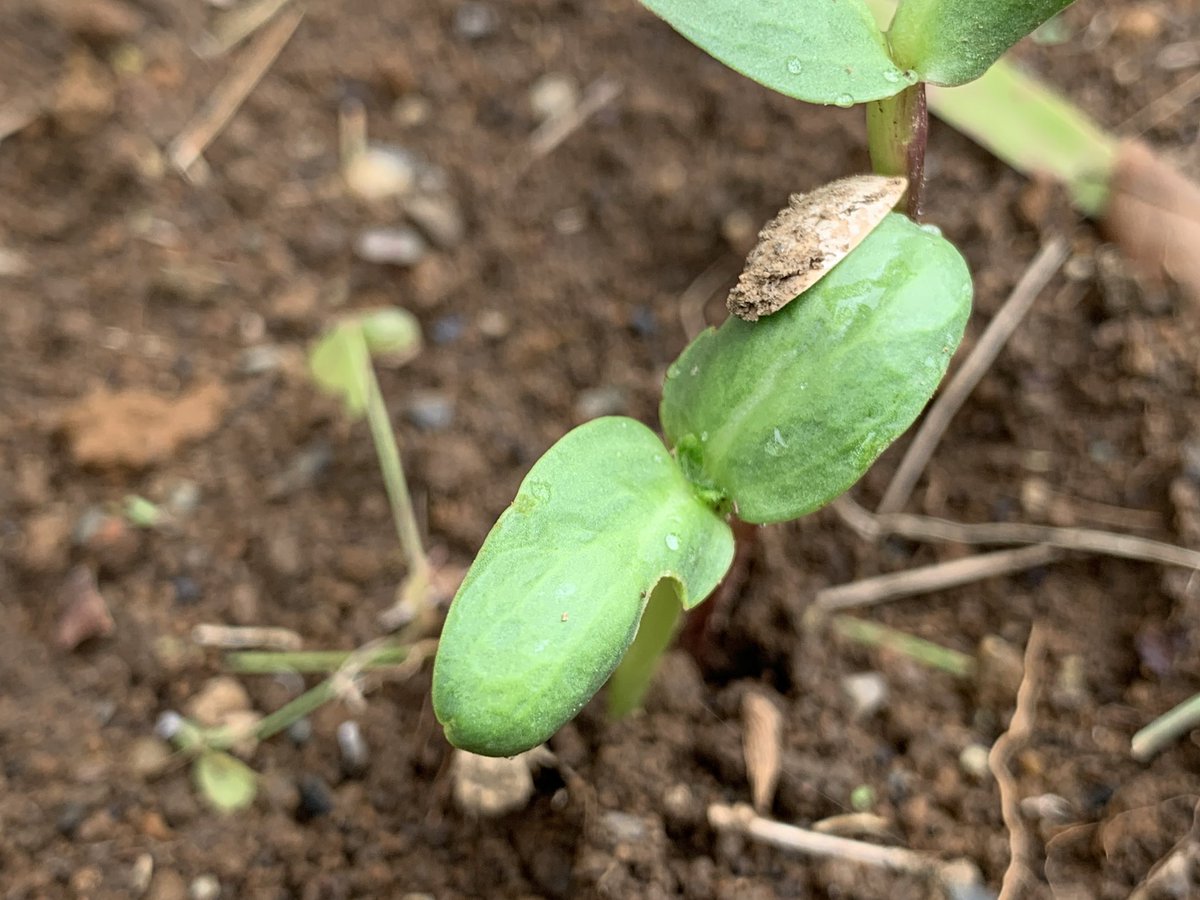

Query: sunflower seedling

[433,0,1077,757]
[309,306,434,629]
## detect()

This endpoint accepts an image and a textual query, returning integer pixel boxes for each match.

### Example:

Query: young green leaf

[359,307,421,360]
[660,214,971,523]
[193,750,257,813]
[887,0,1076,87]
[640,0,915,106]
[309,322,370,417]
[432,417,735,757]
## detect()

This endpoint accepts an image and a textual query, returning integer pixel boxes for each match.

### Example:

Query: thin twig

[168,8,304,176]
[815,544,1062,612]
[1122,70,1200,137]
[201,0,295,58]
[192,623,302,651]
[513,78,621,181]
[709,803,936,874]
[989,624,1048,900]
[834,496,1200,571]
[1131,692,1200,762]
[877,237,1069,514]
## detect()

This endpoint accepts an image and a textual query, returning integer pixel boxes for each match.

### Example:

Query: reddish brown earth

[1,1,1199,897]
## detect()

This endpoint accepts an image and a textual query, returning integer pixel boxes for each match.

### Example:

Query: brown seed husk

[727,175,907,322]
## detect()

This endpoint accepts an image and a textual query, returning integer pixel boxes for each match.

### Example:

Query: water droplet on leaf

[834,93,855,108]
[786,57,803,75]
[665,534,680,551]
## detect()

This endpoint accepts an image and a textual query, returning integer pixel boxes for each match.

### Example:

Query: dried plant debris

[54,565,113,650]
[741,690,783,812]
[727,175,907,321]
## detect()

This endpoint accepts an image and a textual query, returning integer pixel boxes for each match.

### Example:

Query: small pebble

[189,874,220,900]
[454,1,497,39]
[477,309,510,338]
[431,315,465,345]
[406,391,455,431]
[452,749,538,816]
[939,859,994,900]
[286,717,313,746]
[56,802,87,837]
[958,744,991,780]
[344,147,418,201]
[841,671,888,720]
[55,565,114,651]
[337,720,370,776]
[129,736,173,778]
[155,711,184,742]
[131,853,154,896]
[630,306,658,337]
[575,385,627,420]
[1157,41,1200,70]
[529,73,578,123]
[166,480,201,516]
[354,227,428,266]
[172,575,201,605]
[237,345,284,376]
[185,676,251,727]
[601,810,648,845]
[295,774,334,822]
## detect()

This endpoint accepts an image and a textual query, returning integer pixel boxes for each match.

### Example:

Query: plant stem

[866,83,928,219]
[830,615,975,678]
[359,331,431,607]
[225,646,411,674]
[607,579,682,718]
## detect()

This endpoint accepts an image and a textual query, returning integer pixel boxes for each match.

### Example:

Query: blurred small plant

[309,306,435,630]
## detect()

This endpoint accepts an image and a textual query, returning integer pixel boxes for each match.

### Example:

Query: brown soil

[2,1,1199,897]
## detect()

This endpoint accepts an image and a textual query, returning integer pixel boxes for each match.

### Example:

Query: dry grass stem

[815,544,1062,612]
[202,0,296,58]
[989,624,1048,899]
[741,691,783,812]
[169,8,304,175]
[1122,70,1200,136]
[834,496,1200,571]
[526,78,622,163]
[877,237,1069,514]
[709,803,937,875]
[191,623,303,651]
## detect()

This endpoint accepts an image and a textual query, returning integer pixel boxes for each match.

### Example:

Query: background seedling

[308,306,434,630]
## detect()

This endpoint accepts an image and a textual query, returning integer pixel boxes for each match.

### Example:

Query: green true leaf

[887,0,1076,86]
[660,214,972,524]
[640,0,915,106]
[193,750,257,813]
[432,416,735,757]
[309,322,370,417]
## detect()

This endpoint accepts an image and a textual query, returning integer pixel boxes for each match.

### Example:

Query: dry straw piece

[741,690,784,812]
[727,175,907,321]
